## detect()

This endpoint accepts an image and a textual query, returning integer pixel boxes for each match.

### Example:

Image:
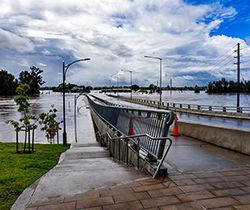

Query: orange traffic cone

[128,116,134,136]
[171,115,180,136]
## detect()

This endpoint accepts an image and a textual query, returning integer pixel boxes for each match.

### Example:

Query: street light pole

[144,56,162,105]
[62,58,90,146]
[74,93,84,143]
[121,69,133,100]
[111,76,119,95]
[104,79,111,89]
[63,61,66,146]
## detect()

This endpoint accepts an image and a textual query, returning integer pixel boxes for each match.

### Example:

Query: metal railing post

[137,137,140,170]
[119,138,120,161]
[126,139,128,164]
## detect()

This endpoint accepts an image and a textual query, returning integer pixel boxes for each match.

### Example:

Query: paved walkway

[25,166,250,209]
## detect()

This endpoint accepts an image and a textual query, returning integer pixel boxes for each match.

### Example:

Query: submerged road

[91,93,250,174]
[165,135,250,174]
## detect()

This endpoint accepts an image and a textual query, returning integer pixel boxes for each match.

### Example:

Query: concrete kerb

[11,150,68,210]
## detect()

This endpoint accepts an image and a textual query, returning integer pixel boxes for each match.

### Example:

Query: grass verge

[0,142,70,210]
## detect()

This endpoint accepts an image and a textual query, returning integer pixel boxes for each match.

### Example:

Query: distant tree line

[206,78,250,94]
[0,66,45,95]
[41,83,93,93]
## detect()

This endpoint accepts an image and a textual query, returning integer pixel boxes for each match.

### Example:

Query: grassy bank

[0,142,70,210]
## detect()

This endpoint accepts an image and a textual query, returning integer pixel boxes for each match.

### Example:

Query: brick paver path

[25,166,250,210]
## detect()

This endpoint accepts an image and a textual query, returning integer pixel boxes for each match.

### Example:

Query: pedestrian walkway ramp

[86,94,175,178]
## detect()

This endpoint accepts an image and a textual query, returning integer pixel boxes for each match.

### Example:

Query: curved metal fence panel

[86,95,175,159]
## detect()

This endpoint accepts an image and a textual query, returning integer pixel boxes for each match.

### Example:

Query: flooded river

[0,91,86,144]
[116,90,250,107]
[1,90,250,143]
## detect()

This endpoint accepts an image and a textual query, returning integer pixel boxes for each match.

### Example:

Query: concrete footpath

[11,102,149,210]
[12,99,250,210]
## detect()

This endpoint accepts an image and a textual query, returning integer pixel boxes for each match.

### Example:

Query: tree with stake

[5,83,38,153]
[39,104,63,144]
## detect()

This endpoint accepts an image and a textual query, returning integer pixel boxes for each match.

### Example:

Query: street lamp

[104,79,111,89]
[111,76,119,95]
[63,58,90,146]
[144,56,162,105]
[74,93,85,143]
[121,69,132,100]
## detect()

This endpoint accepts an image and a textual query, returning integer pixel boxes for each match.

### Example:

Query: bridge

[87,93,250,176]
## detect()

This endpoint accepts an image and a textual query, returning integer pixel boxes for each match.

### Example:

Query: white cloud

[183,75,194,80]
[38,62,47,67]
[0,0,247,87]
[42,49,52,55]
[0,28,34,52]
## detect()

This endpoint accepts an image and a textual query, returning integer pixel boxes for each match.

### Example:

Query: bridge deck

[165,134,250,174]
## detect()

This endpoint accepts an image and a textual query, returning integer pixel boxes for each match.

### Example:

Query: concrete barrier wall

[175,121,250,155]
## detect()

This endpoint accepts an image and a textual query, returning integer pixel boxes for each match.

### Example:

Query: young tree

[39,104,63,144]
[5,83,38,153]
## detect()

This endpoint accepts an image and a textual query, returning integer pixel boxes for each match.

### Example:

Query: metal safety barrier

[111,134,172,179]
[86,95,175,160]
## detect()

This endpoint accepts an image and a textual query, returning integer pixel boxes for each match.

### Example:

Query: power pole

[170,78,172,95]
[236,43,240,110]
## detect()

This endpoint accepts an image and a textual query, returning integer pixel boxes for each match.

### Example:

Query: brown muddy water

[0,91,86,144]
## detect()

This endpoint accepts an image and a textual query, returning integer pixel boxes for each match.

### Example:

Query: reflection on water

[0,91,86,144]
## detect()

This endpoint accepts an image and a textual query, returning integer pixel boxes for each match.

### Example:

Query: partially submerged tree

[19,66,45,94]
[0,70,18,95]
[132,84,139,92]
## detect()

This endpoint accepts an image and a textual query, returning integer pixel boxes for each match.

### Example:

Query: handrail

[86,94,174,159]
[106,133,172,179]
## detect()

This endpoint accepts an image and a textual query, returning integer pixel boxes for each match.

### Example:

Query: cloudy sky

[1,0,250,88]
